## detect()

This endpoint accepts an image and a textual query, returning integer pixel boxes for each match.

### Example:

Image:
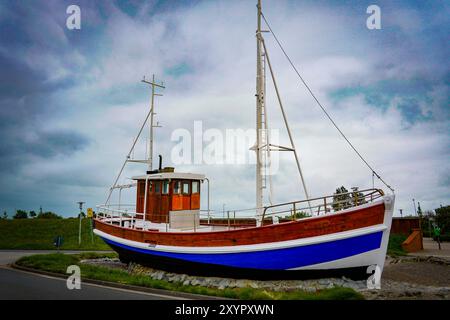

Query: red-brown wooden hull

[94,202,385,247]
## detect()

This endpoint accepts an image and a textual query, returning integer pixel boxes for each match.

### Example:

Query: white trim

[132,172,205,181]
[94,224,386,254]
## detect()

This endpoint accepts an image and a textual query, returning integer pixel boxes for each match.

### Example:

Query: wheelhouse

[133,169,205,225]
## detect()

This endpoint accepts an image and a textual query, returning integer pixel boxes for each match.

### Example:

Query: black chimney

[158,155,162,171]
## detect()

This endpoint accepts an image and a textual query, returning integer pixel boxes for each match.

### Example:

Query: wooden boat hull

[103,239,371,280]
[94,195,394,280]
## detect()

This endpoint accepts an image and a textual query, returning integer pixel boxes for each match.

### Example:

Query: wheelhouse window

[162,180,169,194]
[182,181,190,194]
[173,181,181,194]
[192,181,199,194]
[154,181,161,193]
[148,181,153,193]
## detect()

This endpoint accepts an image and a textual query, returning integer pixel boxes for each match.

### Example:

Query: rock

[82,259,450,299]
[179,274,187,283]
[218,279,229,290]
[153,271,164,280]
[191,278,201,286]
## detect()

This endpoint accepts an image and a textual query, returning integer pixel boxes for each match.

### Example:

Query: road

[0,250,191,300]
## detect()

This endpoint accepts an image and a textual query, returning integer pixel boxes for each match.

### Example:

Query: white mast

[255,0,264,215]
[254,0,311,218]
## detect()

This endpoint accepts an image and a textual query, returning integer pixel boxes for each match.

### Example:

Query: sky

[0,0,448,217]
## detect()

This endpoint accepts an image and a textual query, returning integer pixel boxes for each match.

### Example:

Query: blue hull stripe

[102,231,383,270]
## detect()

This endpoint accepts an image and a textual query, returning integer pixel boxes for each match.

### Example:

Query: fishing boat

[94,0,395,280]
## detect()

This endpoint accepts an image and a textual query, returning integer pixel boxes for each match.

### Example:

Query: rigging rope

[261,12,394,193]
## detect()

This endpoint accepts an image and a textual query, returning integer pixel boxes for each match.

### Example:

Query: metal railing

[261,188,384,222]
[96,188,384,232]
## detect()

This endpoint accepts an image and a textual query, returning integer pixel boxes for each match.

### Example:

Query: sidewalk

[410,237,450,260]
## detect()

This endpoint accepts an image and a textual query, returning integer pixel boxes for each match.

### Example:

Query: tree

[2,211,7,220]
[29,211,37,218]
[13,210,28,219]
[351,187,366,206]
[417,202,423,218]
[332,186,352,211]
[422,210,435,237]
[37,211,62,219]
[435,205,450,233]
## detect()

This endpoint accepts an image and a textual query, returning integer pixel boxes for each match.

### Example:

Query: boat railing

[96,188,384,231]
[96,204,137,225]
[260,188,384,222]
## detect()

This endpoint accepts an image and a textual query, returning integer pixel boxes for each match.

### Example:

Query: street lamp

[77,202,85,245]
[412,198,417,216]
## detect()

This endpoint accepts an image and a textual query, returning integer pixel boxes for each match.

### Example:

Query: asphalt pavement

[0,250,190,300]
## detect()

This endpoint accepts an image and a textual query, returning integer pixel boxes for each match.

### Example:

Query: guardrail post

[292,202,296,220]
[193,212,196,232]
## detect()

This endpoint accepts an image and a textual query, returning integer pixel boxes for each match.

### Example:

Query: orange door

[191,180,200,209]
[181,180,191,210]
[171,180,183,211]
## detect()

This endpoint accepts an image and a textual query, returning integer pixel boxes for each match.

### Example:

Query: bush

[37,211,62,219]
[387,234,407,256]
[13,210,28,219]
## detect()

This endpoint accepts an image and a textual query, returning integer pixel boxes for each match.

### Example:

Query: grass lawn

[0,219,110,250]
[15,253,364,300]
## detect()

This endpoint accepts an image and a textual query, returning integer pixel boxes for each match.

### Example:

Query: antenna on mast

[104,75,165,205]
[142,74,165,171]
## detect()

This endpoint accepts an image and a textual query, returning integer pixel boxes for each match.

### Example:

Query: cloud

[0,0,448,217]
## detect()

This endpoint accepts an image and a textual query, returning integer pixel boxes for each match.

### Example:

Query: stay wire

[261,12,394,193]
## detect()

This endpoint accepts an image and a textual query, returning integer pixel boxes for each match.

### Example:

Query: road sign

[54,235,64,250]
[87,208,93,218]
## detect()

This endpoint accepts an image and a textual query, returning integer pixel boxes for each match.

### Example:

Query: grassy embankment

[0,218,110,250]
[16,252,364,300]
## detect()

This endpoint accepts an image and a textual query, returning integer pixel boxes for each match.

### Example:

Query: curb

[11,263,228,300]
